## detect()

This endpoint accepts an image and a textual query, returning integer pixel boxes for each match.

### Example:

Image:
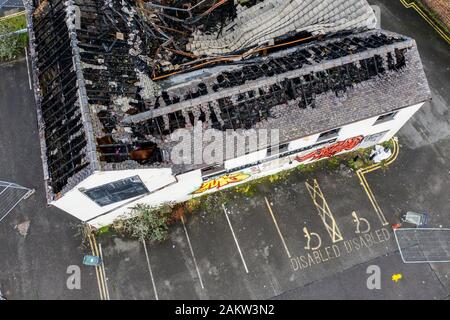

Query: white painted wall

[53,103,424,227]
[79,169,202,227]
[375,103,424,141]
[339,102,424,142]
[225,149,267,170]
[288,133,320,150]
[52,168,179,222]
[223,106,408,172]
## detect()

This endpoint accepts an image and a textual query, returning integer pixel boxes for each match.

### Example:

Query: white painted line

[142,239,159,300]
[181,216,205,290]
[222,204,249,274]
[98,243,111,300]
[24,46,32,90]
[264,197,292,258]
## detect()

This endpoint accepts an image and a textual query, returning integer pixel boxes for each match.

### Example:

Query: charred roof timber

[24,0,431,201]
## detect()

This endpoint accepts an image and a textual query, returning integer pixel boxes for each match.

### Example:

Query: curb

[0,11,25,22]
[400,0,450,44]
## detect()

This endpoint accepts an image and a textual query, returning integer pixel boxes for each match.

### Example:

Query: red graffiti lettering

[296,136,364,164]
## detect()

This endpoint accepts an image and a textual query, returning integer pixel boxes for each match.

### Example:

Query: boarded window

[267,143,289,157]
[81,176,149,207]
[317,128,341,141]
[201,165,226,181]
[374,111,398,125]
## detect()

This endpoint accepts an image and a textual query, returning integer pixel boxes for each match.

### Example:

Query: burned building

[25,0,431,226]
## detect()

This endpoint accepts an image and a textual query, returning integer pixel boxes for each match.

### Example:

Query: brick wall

[422,0,450,29]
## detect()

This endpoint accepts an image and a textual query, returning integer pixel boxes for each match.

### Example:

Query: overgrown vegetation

[113,203,174,242]
[0,13,28,62]
[185,190,232,213]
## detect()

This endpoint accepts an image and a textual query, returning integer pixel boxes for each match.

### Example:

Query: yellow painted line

[384,138,400,167]
[360,137,399,174]
[87,230,105,300]
[356,138,399,226]
[356,144,397,225]
[264,197,291,258]
[98,243,111,300]
[357,170,388,226]
[91,234,110,300]
[305,179,343,243]
[357,171,381,214]
[0,11,25,21]
[400,0,450,44]
[86,225,109,300]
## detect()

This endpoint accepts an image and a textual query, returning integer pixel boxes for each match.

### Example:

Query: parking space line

[98,243,111,300]
[142,239,159,300]
[264,197,292,258]
[222,204,249,273]
[305,179,343,243]
[87,232,105,300]
[90,233,109,300]
[181,215,205,290]
[357,171,388,226]
[356,137,399,226]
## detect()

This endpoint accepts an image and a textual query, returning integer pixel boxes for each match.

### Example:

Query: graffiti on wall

[192,136,364,194]
[295,136,364,164]
[192,172,251,195]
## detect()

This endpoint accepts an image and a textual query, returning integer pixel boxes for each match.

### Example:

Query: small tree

[118,203,172,242]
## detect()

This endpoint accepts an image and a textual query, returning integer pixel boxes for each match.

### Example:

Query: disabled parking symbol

[303,227,322,251]
[352,211,370,234]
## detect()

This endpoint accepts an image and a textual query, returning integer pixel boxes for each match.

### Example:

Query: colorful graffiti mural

[295,136,364,164]
[192,136,364,194]
[192,172,251,194]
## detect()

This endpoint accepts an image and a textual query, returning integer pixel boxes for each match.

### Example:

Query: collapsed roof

[187,0,377,55]
[24,0,430,201]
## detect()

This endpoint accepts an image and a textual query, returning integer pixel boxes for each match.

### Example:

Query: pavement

[95,148,449,299]
[0,60,99,300]
[0,0,448,300]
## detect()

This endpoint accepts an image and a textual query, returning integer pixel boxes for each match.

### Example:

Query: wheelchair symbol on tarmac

[352,211,370,234]
[303,227,322,251]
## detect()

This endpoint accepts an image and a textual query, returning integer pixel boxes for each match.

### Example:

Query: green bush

[0,14,28,62]
[115,203,173,242]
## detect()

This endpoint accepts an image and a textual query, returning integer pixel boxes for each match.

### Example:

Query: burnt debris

[28,0,91,197]
[25,0,430,201]
[126,32,409,131]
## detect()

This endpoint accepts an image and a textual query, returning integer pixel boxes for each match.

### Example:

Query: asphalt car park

[0,61,99,300]
[98,165,399,300]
